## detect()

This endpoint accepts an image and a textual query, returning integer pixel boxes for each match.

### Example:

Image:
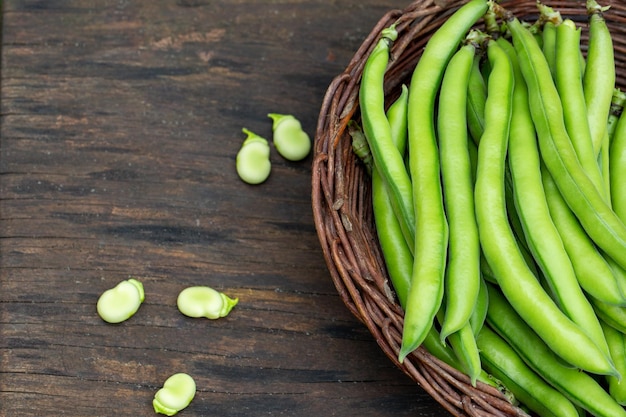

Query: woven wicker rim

[312,1,626,416]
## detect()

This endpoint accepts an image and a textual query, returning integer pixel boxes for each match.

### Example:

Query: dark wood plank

[0,1,449,416]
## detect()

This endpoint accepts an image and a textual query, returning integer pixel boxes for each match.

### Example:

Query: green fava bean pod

[399,0,488,363]
[541,166,626,306]
[600,127,612,202]
[153,373,196,416]
[585,0,616,156]
[267,113,311,162]
[371,85,412,308]
[385,84,409,162]
[541,21,558,76]
[537,2,562,77]
[177,286,238,319]
[422,323,503,392]
[444,317,482,387]
[469,276,489,336]
[97,278,144,324]
[486,284,626,417]
[475,35,614,376]
[592,296,626,335]
[236,128,271,185]
[466,53,487,146]
[555,19,606,198]
[602,320,626,405]
[477,326,579,417]
[359,25,415,253]
[611,103,626,223]
[437,38,481,343]
[506,12,626,273]
[500,34,611,359]
[605,255,626,306]
[366,85,497,390]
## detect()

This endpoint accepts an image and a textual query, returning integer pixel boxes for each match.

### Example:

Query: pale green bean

[177,286,238,320]
[268,113,311,161]
[97,278,144,324]
[153,373,196,416]
[236,128,271,185]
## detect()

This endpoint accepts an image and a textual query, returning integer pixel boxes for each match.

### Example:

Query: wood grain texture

[0,1,448,416]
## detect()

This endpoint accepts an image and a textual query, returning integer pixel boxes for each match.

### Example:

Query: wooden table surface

[0,1,449,416]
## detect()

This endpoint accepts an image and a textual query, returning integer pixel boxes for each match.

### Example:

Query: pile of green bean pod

[351,0,626,415]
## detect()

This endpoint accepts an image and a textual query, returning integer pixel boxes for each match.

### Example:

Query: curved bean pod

[386,85,409,157]
[359,25,415,252]
[469,276,488,336]
[366,84,492,389]
[486,284,626,417]
[399,0,488,362]
[602,320,626,405]
[353,90,501,390]
[593,296,626,335]
[500,35,610,359]
[475,35,614,375]
[506,13,626,273]
[541,21,557,76]
[422,326,502,391]
[555,19,606,198]
[446,320,481,387]
[601,129,612,202]
[536,2,562,76]
[437,39,480,342]
[584,0,616,156]
[477,326,579,417]
[504,169,535,263]
[541,166,626,306]
[467,37,534,262]
[611,103,626,223]
[466,54,487,146]
[370,86,412,308]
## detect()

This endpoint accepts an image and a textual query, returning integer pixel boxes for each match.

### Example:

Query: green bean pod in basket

[312,0,626,416]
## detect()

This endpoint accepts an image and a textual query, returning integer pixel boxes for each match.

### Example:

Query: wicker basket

[311,1,626,416]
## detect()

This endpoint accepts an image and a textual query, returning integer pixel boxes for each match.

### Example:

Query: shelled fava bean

[153,373,196,416]
[236,128,272,184]
[268,113,311,161]
[353,0,626,415]
[177,286,238,319]
[97,280,238,415]
[96,278,145,324]
[236,114,311,185]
